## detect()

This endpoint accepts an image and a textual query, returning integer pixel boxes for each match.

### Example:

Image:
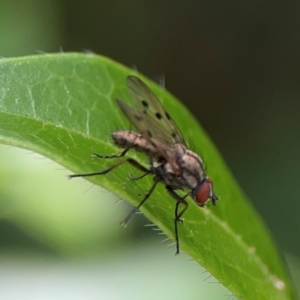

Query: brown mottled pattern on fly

[112,130,158,157]
[69,75,218,255]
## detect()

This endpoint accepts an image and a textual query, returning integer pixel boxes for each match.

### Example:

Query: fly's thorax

[158,161,186,189]
[177,147,206,189]
[156,144,206,190]
[112,130,158,156]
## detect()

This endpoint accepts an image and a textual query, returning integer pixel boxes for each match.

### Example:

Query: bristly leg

[120,179,159,227]
[166,186,189,255]
[68,157,149,179]
[129,171,151,181]
[92,148,129,159]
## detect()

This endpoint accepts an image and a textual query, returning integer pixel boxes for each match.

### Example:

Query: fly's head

[192,178,219,207]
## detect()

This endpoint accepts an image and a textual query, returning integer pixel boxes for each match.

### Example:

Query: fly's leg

[120,179,159,227]
[93,148,129,159]
[68,157,149,179]
[129,172,151,181]
[166,187,190,255]
[128,155,154,181]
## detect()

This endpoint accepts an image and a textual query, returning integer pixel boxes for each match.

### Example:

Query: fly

[69,75,219,254]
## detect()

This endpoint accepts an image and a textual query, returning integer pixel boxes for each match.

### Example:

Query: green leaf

[0,53,297,299]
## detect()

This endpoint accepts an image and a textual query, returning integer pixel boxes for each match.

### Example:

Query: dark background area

[0,0,299,298]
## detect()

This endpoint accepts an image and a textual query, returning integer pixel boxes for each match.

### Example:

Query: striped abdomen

[112,130,158,157]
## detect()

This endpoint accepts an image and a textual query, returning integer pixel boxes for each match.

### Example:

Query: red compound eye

[195,178,213,206]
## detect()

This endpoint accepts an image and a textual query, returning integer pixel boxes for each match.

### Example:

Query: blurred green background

[0,0,300,299]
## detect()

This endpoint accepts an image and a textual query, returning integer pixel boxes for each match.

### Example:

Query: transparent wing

[116,99,170,143]
[120,75,186,146]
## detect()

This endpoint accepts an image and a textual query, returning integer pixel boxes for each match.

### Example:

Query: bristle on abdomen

[112,130,158,156]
